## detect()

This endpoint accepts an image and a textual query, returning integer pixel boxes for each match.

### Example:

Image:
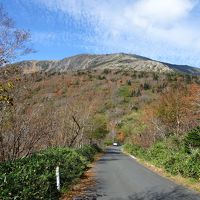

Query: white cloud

[129,0,195,28]
[34,0,200,66]
[36,0,198,37]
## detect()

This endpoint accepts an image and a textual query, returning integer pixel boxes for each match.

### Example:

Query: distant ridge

[10,53,200,75]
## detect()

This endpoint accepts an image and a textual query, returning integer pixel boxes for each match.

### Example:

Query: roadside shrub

[123,143,145,158]
[124,133,200,180]
[179,150,200,179]
[123,143,133,154]
[162,151,187,175]
[0,145,100,200]
[162,149,200,179]
[184,126,200,153]
[76,144,101,162]
[146,142,174,166]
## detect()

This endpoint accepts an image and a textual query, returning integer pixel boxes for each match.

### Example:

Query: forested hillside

[1,66,200,161]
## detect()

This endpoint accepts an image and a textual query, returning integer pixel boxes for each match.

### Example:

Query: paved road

[86,147,200,200]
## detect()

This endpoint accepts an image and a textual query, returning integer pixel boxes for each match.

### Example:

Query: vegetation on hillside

[0,67,199,162]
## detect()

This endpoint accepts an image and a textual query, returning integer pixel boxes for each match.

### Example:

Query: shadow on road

[98,158,119,162]
[80,186,200,200]
[104,151,121,154]
[96,148,122,163]
[110,186,200,200]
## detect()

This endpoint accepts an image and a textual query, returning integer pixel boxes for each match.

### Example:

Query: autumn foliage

[0,65,200,161]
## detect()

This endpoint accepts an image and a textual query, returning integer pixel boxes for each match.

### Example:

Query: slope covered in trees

[1,67,200,162]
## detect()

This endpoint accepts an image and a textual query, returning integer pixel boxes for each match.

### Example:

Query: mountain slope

[13,53,200,75]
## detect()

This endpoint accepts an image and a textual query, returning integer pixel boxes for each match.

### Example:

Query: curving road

[85,147,200,200]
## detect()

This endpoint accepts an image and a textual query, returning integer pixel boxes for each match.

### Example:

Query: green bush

[76,144,101,162]
[123,143,145,158]
[0,145,100,200]
[146,142,174,166]
[124,132,200,180]
[184,126,200,153]
[162,151,187,175]
[179,150,200,179]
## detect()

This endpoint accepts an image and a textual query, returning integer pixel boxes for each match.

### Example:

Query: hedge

[0,145,100,200]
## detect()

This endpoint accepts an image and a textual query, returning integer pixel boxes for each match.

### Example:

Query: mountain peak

[12,53,200,75]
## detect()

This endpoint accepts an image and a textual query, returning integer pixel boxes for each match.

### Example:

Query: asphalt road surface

[85,147,200,200]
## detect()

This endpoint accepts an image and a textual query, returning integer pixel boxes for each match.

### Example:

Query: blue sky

[1,0,200,67]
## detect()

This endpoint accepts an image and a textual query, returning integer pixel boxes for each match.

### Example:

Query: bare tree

[0,4,33,67]
[53,96,98,148]
[0,103,57,162]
